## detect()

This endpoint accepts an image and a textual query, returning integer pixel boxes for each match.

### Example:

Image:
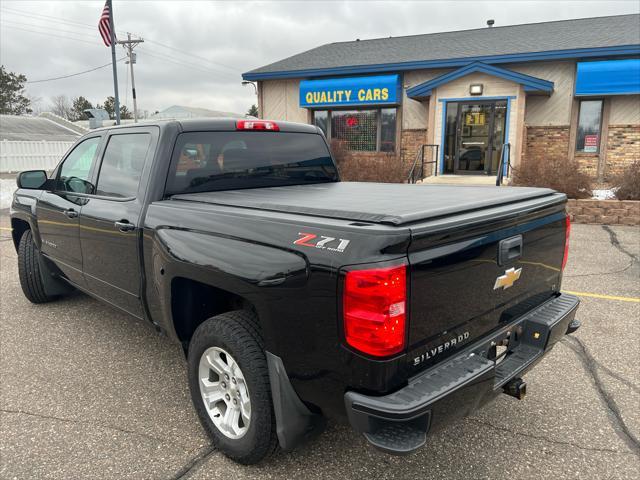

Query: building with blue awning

[244,15,640,182]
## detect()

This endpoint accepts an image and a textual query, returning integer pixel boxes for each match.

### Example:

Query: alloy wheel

[198,346,251,439]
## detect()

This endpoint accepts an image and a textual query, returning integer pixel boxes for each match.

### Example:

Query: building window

[576,99,603,153]
[332,110,378,151]
[313,110,328,139]
[312,108,396,152]
[380,108,397,152]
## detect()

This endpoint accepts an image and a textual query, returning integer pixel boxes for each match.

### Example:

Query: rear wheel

[187,310,278,464]
[17,229,57,304]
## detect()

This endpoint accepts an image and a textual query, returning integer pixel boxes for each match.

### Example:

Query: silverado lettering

[413,331,471,366]
[10,118,579,464]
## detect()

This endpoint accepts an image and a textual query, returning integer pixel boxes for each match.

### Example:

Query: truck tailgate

[406,202,568,373]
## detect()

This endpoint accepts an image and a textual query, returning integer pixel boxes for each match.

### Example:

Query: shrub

[511,156,592,199]
[330,140,406,183]
[611,161,640,200]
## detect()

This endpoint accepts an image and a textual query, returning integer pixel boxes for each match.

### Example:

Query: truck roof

[172,182,564,226]
[87,118,320,134]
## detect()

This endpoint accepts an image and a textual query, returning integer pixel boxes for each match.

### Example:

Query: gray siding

[610,95,640,124]
[512,61,576,126]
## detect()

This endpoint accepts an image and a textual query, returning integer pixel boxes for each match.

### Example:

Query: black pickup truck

[11,118,580,464]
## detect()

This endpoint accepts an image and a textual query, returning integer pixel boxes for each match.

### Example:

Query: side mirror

[17,170,48,189]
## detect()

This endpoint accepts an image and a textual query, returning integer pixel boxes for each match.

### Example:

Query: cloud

[1,0,638,116]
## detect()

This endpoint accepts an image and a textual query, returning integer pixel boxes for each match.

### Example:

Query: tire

[17,229,58,304]
[187,310,278,464]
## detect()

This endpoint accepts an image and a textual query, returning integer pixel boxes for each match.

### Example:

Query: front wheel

[17,229,58,304]
[187,310,278,464]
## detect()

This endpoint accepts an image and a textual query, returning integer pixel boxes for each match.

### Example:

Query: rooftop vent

[84,108,110,129]
[487,19,495,27]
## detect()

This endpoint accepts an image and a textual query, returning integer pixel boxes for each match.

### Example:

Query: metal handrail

[407,144,440,184]
[496,143,511,186]
[407,147,423,184]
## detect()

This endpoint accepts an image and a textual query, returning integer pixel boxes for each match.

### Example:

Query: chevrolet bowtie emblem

[494,267,522,290]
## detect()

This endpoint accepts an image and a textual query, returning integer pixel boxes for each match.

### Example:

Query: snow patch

[592,189,616,200]
[0,178,17,210]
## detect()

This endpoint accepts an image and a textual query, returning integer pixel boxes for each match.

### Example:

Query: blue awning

[575,59,640,96]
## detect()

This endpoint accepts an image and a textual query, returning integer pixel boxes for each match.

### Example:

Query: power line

[1,19,98,41]
[2,20,235,82]
[136,47,237,79]
[0,6,129,37]
[1,6,243,99]
[0,6,242,74]
[0,24,101,46]
[26,58,126,83]
[136,49,222,76]
[2,5,97,28]
[144,39,239,73]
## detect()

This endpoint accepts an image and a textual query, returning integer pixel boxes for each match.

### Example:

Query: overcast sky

[1,0,638,116]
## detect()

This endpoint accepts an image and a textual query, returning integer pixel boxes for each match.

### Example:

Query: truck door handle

[115,220,135,232]
[63,209,78,219]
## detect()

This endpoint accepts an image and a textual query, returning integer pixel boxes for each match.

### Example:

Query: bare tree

[49,95,73,119]
[25,93,44,115]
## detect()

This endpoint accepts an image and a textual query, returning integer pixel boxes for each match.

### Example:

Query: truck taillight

[562,215,571,271]
[343,264,407,357]
[236,120,279,131]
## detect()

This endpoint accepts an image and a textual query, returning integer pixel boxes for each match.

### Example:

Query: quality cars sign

[299,74,401,108]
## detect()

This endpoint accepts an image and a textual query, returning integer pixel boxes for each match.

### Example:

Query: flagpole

[107,0,121,125]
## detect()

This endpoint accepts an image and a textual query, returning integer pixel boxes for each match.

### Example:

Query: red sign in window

[584,134,598,153]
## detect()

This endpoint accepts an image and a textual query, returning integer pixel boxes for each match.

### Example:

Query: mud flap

[37,250,74,297]
[265,352,326,451]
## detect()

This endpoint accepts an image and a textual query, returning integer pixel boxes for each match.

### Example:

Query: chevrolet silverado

[10,118,580,464]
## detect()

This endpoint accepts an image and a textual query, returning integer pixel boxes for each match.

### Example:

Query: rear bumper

[344,293,580,454]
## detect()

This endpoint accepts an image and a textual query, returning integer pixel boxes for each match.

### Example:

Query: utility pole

[107,0,121,125]
[117,33,144,122]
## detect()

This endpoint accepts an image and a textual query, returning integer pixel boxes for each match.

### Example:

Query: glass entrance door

[443,100,507,175]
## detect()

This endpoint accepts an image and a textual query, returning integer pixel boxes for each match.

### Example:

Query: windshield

[165,131,338,195]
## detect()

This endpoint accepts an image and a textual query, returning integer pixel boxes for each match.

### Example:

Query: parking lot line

[563,290,640,303]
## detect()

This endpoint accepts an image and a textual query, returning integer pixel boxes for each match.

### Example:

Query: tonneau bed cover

[171,182,561,226]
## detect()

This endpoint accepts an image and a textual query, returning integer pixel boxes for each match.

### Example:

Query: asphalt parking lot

[1,218,638,480]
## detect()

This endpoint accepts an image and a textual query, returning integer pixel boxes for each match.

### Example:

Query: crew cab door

[79,128,157,318]
[37,135,103,287]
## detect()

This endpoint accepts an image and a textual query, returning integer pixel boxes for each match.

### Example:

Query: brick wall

[567,199,640,225]
[523,125,569,163]
[574,153,599,178]
[401,129,427,172]
[523,124,639,180]
[605,125,640,179]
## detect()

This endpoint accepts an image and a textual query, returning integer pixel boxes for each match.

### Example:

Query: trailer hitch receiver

[503,378,527,400]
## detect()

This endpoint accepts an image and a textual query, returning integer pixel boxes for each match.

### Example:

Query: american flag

[98,1,114,47]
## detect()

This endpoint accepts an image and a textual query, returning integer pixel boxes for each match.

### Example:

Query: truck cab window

[96,133,151,198]
[166,131,337,195]
[57,137,101,194]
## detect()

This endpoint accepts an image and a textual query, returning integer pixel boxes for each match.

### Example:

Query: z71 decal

[294,232,350,253]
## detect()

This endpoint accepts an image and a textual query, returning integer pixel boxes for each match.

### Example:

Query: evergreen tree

[0,65,32,115]
[247,104,259,117]
[71,96,94,121]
